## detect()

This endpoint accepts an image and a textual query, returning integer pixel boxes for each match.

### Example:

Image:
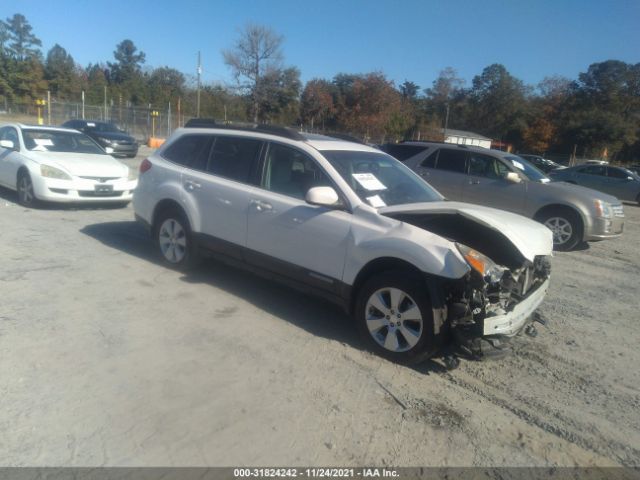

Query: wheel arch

[534,203,585,240]
[151,199,190,230]
[348,257,448,317]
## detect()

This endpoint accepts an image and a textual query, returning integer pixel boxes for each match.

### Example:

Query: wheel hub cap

[159,219,187,263]
[365,287,423,353]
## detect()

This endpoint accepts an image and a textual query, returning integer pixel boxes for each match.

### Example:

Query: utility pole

[443,103,450,141]
[81,91,85,119]
[103,85,107,121]
[47,91,51,125]
[196,51,202,118]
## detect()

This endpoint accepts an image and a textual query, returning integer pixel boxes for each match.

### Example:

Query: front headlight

[40,164,72,180]
[456,243,507,283]
[97,137,113,144]
[594,199,613,218]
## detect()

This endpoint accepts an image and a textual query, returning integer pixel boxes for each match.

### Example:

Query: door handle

[420,171,430,177]
[250,199,273,212]
[468,180,480,185]
[184,180,201,191]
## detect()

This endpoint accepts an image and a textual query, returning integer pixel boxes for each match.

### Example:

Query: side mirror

[0,139,15,150]
[505,172,522,183]
[305,186,340,208]
[105,147,114,154]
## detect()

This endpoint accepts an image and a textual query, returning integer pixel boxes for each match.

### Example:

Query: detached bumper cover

[483,279,550,336]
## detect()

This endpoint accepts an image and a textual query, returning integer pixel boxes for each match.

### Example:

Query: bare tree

[223,24,284,122]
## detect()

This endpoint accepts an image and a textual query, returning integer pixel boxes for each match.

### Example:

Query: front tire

[538,208,581,251]
[153,209,199,270]
[355,271,437,364]
[17,170,38,207]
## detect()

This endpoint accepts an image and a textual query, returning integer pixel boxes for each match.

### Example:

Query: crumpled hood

[379,201,553,262]
[26,151,129,178]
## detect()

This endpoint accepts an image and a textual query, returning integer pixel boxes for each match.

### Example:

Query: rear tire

[17,170,38,207]
[355,271,438,364]
[153,209,199,270]
[537,208,582,251]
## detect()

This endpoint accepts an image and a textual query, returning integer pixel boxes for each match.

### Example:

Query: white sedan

[0,123,137,206]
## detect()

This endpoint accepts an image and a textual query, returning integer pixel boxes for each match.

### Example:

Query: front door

[245,142,351,291]
[462,151,526,213]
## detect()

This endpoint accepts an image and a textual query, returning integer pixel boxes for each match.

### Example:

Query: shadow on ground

[80,220,452,374]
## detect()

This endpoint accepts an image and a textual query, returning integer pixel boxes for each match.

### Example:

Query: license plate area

[94,184,114,195]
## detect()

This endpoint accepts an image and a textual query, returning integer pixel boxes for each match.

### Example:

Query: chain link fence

[0,100,189,142]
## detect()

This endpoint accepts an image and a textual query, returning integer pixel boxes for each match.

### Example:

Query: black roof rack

[325,132,367,145]
[183,118,304,141]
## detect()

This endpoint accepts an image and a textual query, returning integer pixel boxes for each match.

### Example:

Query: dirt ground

[0,154,639,467]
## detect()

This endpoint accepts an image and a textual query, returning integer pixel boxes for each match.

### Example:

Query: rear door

[415,148,468,200]
[245,142,351,290]
[181,135,263,258]
[574,165,607,191]
[462,151,526,213]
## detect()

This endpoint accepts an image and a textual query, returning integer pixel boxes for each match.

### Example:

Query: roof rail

[183,118,304,141]
[326,132,367,145]
[184,118,217,128]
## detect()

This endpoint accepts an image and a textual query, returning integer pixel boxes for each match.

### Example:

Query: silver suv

[133,122,552,364]
[383,142,624,251]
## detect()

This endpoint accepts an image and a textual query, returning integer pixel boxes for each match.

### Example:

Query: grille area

[613,205,624,218]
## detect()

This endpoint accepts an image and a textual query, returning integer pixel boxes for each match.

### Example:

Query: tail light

[139,158,152,173]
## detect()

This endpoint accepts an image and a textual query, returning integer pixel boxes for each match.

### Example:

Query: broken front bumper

[482,279,550,336]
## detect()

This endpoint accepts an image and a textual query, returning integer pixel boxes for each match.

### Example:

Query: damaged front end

[383,208,553,359]
[447,247,551,358]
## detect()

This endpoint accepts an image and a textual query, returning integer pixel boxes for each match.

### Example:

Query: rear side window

[208,136,262,183]
[383,144,429,161]
[580,165,606,176]
[162,134,212,169]
[434,149,467,173]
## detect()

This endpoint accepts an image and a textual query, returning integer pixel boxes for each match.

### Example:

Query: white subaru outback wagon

[133,121,553,364]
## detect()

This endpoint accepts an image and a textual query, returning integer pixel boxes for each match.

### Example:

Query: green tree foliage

[147,67,186,107]
[108,39,146,104]
[300,79,335,129]
[466,64,530,143]
[45,44,79,99]
[5,14,42,61]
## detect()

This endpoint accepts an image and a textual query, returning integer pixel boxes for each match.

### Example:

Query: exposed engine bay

[385,212,552,358]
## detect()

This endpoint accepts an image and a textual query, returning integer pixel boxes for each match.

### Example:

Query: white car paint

[0,123,137,204]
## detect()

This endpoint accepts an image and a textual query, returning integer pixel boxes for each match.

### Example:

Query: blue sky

[9,0,640,91]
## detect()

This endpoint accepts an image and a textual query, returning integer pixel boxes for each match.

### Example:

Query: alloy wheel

[364,287,423,353]
[18,174,34,205]
[544,216,573,245]
[158,218,187,263]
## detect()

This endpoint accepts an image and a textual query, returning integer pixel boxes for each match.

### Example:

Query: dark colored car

[62,119,138,158]
[549,164,640,204]
[518,154,566,173]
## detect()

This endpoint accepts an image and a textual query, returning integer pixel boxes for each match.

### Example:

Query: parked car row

[379,142,625,251]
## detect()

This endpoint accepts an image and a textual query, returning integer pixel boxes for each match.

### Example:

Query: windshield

[23,129,106,155]
[506,155,550,183]
[322,150,443,207]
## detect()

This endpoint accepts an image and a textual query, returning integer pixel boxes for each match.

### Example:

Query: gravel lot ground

[1,151,639,467]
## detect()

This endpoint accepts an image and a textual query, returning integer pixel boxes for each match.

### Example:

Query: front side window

[468,153,510,179]
[322,150,442,207]
[162,134,213,168]
[506,155,549,183]
[22,129,105,155]
[261,143,331,199]
[383,144,429,162]
[434,149,467,173]
[208,136,262,183]
[607,167,632,179]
